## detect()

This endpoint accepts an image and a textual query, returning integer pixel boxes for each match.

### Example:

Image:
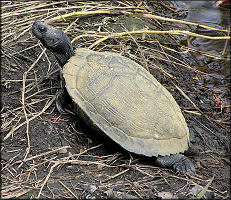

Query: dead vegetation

[1,1,230,199]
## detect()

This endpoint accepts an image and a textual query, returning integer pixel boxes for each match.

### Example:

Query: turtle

[32,21,195,175]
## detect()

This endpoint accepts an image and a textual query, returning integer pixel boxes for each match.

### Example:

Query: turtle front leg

[155,154,195,175]
[56,87,68,113]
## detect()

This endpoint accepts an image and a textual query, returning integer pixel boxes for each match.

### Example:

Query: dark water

[173,1,230,105]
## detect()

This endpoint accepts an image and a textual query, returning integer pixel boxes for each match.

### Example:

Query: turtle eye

[38,26,47,33]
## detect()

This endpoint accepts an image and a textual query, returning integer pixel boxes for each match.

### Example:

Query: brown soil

[1,1,230,199]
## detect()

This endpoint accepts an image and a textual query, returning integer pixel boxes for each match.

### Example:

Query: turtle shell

[62,48,189,157]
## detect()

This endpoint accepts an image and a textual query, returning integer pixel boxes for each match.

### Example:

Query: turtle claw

[156,154,195,175]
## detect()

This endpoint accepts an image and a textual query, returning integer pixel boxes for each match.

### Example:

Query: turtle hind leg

[155,154,195,175]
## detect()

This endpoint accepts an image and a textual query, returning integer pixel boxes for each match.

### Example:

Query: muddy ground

[1,1,230,199]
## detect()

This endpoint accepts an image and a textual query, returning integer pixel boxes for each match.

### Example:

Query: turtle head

[32,21,74,67]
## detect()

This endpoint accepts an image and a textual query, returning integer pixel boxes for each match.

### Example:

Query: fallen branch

[21,49,46,160]
[142,14,229,33]
[173,83,214,124]
[3,95,56,141]
[37,160,61,198]
[24,146,70,162]
[89,30,230,48]
[48,10,132,22]
[58,180,79,198]
[102,168,130,182]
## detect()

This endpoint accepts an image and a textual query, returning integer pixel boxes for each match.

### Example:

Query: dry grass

[1,0,230,199]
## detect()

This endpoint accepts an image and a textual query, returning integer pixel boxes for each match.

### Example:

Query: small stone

[86,194,96,199]
[89,185,97,193]
[157,191,178,199]
[81,183,97,194]
[189,185,215,199]
[105,189,138,199]
[59,148,68,154]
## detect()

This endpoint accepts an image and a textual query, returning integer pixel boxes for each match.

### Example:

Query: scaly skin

[156,154,195,175]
